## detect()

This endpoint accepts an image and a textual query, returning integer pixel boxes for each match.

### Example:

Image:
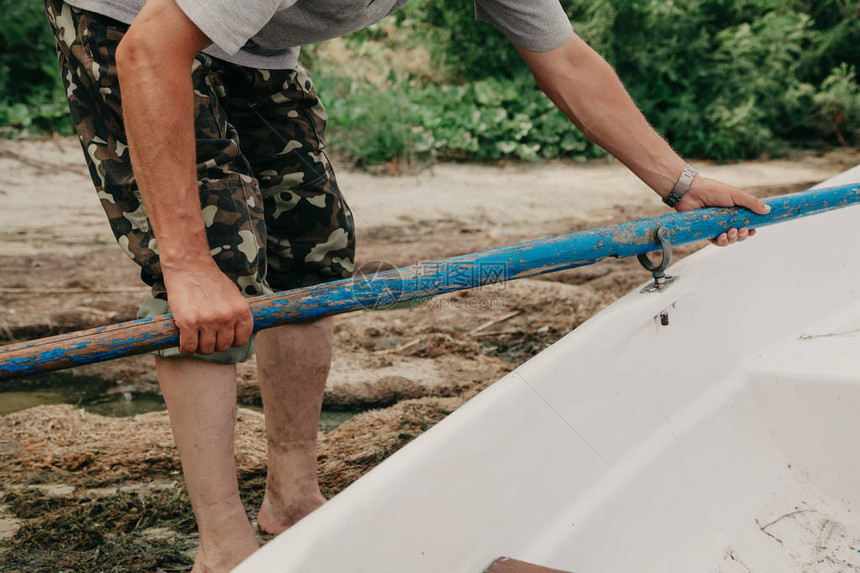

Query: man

[45,0,769,570]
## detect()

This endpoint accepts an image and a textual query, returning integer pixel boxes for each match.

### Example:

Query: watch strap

[663,164,698,208]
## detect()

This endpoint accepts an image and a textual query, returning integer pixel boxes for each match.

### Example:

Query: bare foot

[190,501,259,572]
[189,541,257,573]
[189,541,205,573]
[256,492,327,535]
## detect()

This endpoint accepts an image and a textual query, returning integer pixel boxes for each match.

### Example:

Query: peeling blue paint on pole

[1,183,859,381]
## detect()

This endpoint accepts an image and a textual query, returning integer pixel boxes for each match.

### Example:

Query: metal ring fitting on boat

[639,226,679,294]
[637,226,673,275]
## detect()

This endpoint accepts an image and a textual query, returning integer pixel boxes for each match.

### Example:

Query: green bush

[0,0,73,137]
[1,0,857,162]
[564,0,860,158]
[317,72,604,166]
[327,0,860,163]
[812,63,860,145]
[410,0,523,81]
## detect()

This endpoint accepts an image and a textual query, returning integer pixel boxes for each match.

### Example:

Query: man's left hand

[675,177,771,247]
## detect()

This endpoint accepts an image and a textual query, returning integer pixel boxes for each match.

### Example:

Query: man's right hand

[116,0,251,355]
[163,263,254,356]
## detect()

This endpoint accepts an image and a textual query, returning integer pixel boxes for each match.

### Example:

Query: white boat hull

[235,167,860,573]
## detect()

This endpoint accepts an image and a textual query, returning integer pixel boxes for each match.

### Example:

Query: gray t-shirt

[64,0,573,70]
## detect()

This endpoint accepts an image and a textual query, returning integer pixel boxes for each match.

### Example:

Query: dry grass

[0,395,480,571]
[0,387,482,495]
[0,405,265,481]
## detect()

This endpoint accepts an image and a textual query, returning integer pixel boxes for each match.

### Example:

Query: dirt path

[2,138,852,256]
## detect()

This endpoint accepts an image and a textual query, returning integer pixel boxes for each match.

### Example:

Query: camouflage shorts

[45,0,355,362]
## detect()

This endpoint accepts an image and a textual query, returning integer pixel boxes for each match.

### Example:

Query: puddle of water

[319,410,360,433]
[0,373,162,417]
[243,404,361,433]
[0,373,360,432]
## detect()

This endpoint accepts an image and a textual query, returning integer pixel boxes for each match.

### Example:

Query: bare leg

[156,357,258,572]
[255,318,332,535]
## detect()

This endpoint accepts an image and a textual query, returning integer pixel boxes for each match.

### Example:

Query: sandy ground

[1,137,858,570]
[1,137,851,256]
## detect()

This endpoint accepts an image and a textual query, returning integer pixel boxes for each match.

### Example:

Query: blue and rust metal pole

[2,183,859,381]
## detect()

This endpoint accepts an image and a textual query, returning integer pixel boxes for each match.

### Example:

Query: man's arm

[516,33,771,246]
[116,0,253,355]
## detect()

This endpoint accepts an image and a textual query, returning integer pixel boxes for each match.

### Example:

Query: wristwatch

[662,164,698,208]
